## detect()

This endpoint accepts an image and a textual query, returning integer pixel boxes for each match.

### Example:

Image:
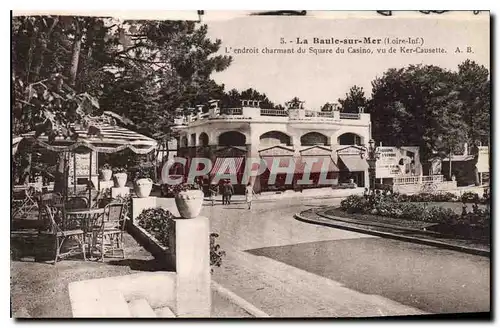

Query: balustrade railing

[318,111,335,118]
[339,113,361,120]
[179,107,365,123]
[393,175,444,185]
[260,108,288,116]
[220,108,243,115]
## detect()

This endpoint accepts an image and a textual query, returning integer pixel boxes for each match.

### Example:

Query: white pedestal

[173,217,211,317]
[99,180,114,191]
[111,187,130,199]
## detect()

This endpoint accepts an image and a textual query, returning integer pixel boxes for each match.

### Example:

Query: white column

[174,217,211,317]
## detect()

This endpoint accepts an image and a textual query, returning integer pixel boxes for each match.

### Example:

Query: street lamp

[366,139,380,193]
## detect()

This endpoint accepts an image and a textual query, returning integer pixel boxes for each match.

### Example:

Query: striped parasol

[12,136,23,155]
[22,122,157,154]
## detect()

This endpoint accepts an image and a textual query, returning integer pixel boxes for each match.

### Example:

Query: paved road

[203,196,490,317]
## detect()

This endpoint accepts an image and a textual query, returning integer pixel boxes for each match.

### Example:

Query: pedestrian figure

[224,180,234,205]
[209,184,217,206]
[220,181,227,205]
[245,183,256,210]
[363,188,369,200]
[461,202,468,216]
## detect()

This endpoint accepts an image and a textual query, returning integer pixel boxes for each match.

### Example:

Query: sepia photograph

[10,10,490,318]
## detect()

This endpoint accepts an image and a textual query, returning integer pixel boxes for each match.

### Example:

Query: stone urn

[113,173,128,188]
[175,189,204,219]
[101,169,112,181]
[135,178,153,198]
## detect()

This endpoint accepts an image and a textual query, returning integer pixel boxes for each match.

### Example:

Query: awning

[22,122,157,154]
[295,156,339,174]
[338,155,369,171]
[210,157,245,176]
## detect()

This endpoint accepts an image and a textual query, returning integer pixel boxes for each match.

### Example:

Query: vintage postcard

[11,10,490,318]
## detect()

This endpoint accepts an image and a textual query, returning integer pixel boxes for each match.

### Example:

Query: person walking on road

[245,183,256,210]
[209,184,217,206]
[223,180,234,205]
[219,182,226,205]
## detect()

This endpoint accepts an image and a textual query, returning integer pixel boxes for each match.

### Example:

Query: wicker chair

[103,202,127,259]
[91,202,127,261]
[36,204,86,265]
[65,197,89,210]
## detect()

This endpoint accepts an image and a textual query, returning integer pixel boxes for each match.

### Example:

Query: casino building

[172,100,372,194]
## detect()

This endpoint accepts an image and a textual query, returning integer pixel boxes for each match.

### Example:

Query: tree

[12,16,234,184]
[286,97,304,109]
[220,89,242,108]
[455,60,490,146]
[320,102,337,112]
[219,87,280,109]
[13,16,103,186]
[338,85,367,113]
[367,64,469,167]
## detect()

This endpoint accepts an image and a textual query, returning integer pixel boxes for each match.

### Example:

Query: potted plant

[113,167,128,188]
[173,182,204,219]
[100,164,113,181]
[134,165,154,198]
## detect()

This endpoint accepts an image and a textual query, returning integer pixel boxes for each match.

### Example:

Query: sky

[205,13,490,109]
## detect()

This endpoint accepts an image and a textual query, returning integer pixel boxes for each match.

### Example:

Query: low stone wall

[127,219,175,270]
[393,181,458,195]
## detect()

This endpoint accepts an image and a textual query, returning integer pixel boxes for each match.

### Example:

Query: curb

[294,212,490,258]
[315,210,443,235]
[211,281,271,318]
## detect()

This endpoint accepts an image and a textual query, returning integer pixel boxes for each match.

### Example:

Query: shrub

[461,192,480,203]
[340,195,369,213]
[410,193,435,202]
[397,202,424,220]
[459,207,490,227]
[137,208,175,247]
[210,233,226,273]
[426,206,459,224]
[113,167,127,174]
[433,192,458,202]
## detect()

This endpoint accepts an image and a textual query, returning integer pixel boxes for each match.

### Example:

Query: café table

[65,208,105,260]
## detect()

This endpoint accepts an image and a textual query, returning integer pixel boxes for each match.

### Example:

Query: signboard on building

[336,145,366,156]
[375,146,421,178]
[476,146,489,173]
[68,152,98,178]
[375,147,401,178]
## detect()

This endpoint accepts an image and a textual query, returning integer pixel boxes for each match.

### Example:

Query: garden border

[294,212,490,257]
[126,218,174,267]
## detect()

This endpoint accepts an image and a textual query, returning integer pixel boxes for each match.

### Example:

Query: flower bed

[339,195,490,241]
[382,191,489,204]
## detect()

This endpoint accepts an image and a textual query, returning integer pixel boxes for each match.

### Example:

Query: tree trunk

[69,19,82,87]
[20,152,32,185]
[53,153,67,194]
